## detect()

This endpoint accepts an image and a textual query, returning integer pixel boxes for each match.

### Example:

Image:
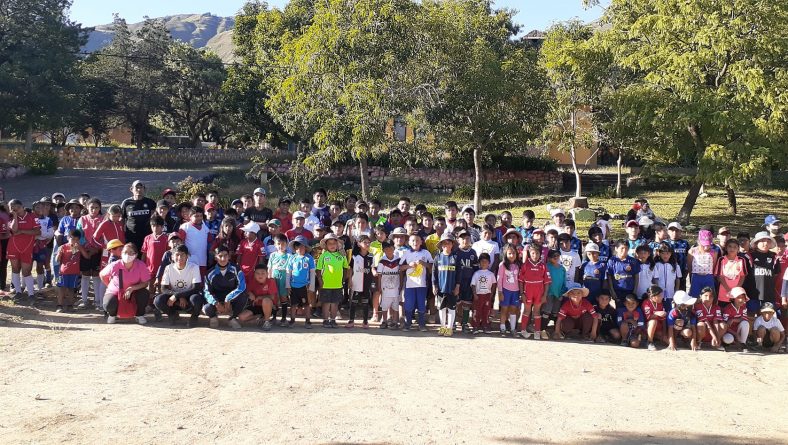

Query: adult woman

[100,243,151,324]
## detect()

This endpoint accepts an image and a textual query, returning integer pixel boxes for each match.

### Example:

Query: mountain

[83,13,237,63]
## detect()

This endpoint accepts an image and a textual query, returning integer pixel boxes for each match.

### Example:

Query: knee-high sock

[92,277,104,306]
[80,276,91,303]
[11,273,21,293]
[534,315,542,331]
[438,308,446,327]
[24,275,35,297]
[509,314,517,332]
[447,309,456,329]
[36,274,44,291]
[462,308,470,325]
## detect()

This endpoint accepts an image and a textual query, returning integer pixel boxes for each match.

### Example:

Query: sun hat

[503,228,522,243]
[667,222,683,231]
[241,221,260,234]
[729,287,749,301]
[563,282,590,298]
[625,220,639,228]
[253,187,267,196]
[638,216,655,226]
[293,211,307,219]
[391,227,408,237]
[764,215,780,226]
[106,239,124,250]
[320,233,340,249]
[672,290,697,307]
[550,208,565,217]
[288,236,312,252]
[585,242,600,253]
[752,231,776,250]
[437,232,457,249]
[697,230,713,247]
[760,302,776,314]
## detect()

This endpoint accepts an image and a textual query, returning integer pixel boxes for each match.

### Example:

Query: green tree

[600,0,788,223]
[266,0,416,199]
[415,0,549,212]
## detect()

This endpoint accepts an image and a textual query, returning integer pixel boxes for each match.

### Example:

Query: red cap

[625,220,639,228]
[162,188,176,197]
[205,203,216,211]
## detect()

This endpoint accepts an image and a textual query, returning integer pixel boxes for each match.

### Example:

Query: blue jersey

[627,238,647,257]
[580,260,607,297]
[57,216,78,243]
[569,236,583,255]
[455,248,479,290]
[606,256,640,293]
[597,240,611,264]
[517,226,535,245]
[433,252,459,294]
[667,239,689,272]
[667,307,697,328]
[287,254,315,289]
[205,219,221,238]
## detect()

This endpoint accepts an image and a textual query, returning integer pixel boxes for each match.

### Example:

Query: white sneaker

[209,317,219,328]
[77,301,87,309]
[107,316,116,324]
[518,331,532,339]
[228,318,241,330]
[540,330,550,340]
[135,316,147,325]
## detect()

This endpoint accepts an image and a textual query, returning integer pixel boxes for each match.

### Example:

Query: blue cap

[231,199,242,206]
[764,215,780,226]
[253,187,267,195]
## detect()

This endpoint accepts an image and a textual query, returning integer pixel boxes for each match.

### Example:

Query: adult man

[241,187,273,227]
[120,180,157,252]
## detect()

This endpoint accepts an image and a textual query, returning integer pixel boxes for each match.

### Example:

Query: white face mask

[121,253,135,264]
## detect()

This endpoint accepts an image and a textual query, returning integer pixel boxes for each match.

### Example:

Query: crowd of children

[1,185,786,352]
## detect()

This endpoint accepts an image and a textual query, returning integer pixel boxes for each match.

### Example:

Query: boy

[238,264,279,331]
[495,211,514,246]
[377,242,402,329]
[418,212,435,239]
[541,250,565,337]
[558,233,582,287]
[348,235,374,328]
[142,216,168,295]
[667,291,699,351]
[470,253,497,334]
[56,229,86,312]
[517,210,536,245]
[433,233,459,336]
[156,200,178,234]
[544,208,565,234]
[667,222,689,289]
[329,201,343,223]
[399,234,433,331]
[472,225,500,271]
[642,285,668,351]
[721,287,750,352]
[338,194,358,224]
[579,243,606,305]
[425,217,447,256]
[397,197,412,220]
[268,234,291,326]
[754,302,785,353]
[384,209,403,232]
[286,236,316,328]
[263,219,283,258]
[588,227,610,264]
[625,220,646,257]
[316,233,349,328]
[563,219,583,254]
[286,211,313,241]
[554,283,599,341]
[203,246,247,329]
[595,293,619,343]
[153,245,203,327]
[236,222,264,281]
[617,294,645,347]
[178,207,210,276]
[455,230,479,333]
[369,199,387,227]
[204,203,222,239]
[461,206,480,242]
[444,201,460,232]
[273,197,293,233]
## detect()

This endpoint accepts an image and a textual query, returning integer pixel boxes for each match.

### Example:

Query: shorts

[350,290,371,305]
[57,274,80,289]
[523,283,545,305]
[320,288,343,304]
[436,292,457,310]
[689,274,715,298]
[380,295,399,311]
[501,289,520,307]
[747,299,761,315]
[290,287,308,308]
[32,246,51,264]
[541,296,562,316]
[6,240,33,264]
[79,251,102,273]
[458,286,473,303]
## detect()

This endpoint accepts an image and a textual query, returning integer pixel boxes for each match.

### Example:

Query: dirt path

[1,302,787,445]
[1,168,213,205]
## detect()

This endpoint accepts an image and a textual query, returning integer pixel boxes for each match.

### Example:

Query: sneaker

[278,320,286,327]
[329,320,338,329]
[473,328,482,335]
[540,330,550,340]
[322,320,330,328]
[362,322,369,329]
[346,321,355,329]
[228,318,242,330]
[518,331,532,339]
[55,305,64,313]
[381,322,389,330]
[187,314,199,328]
[483,328,492,334]
[500,328,507,337]
[107,316,116,324]
[418,325,427,332]
[135,316,147,325]
[305,320,312,329]
[402,323,411,331]
[288,319,295,327]
[462,324,471,334]
[740,344,749,353]
[445,328,453,337]
[209,317,219,329]
[262,320,272,331]
[620,340,628,346]
[153,308,163,322]
[648,342,657,351]
[716,345,726,352]
[169,312,180,326]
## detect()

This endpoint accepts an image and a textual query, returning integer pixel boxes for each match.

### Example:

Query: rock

[568,197,589,208]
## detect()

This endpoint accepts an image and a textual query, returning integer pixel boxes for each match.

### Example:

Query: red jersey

[247,276,279,305]
[58,245,82,275]
[558,299,597,320]
[236,238,264,277]
[142,232,169,275]
[722,303,747,331]
[694,302,722,323]
[9,211,39,253]
[285,228,313,241]
[78,214,104,250]
[273,210,293,233]
[641,299,666,321]
[518,259,551,285]
[94,219,125,247]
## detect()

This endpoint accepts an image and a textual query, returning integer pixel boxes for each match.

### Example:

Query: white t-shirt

[376,255,402,299]
[162,262,202,293]
[653,262,682,300]
[471,269,496,295]
[559,249,582,286]
[400,249,433,289]
[472,239,499,269]
[754,315,785,332]
[635,262,655,300]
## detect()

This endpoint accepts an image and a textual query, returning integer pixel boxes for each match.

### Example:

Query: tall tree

[414,0,549,212]
[599,0,788,224]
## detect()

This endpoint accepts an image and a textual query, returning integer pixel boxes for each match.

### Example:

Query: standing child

[750,232,779,318]
[377,242,402,330]
[178,207,210,276]
[316,234,349,328]
[694,286,725,350]
[348,235,374,328]
[472,225,500,270]
[76,198,104,308]
[399,234,433,331]
[518,245,552,339]
[642,285,668,351]
[666,222,690,290]
[517,210,536,245]
[236,222,264,281]
[579,243,606,306]
[558,233,582,287]
[588,227,610,264]
[666,291,699,351]
[268,234,291,326]
[56,229,86,312]
[286,236,316,328]
[687,230,718,298]
[607,240,640,305]
[8,200,41,305]
[541,249,566,337]
[652,243,682,308]
[433,233,459,336]
[634,245,655,300]
[455,231,479,333]
[470,253,497,334]
[141,216,168,297]
[497,243,522,336]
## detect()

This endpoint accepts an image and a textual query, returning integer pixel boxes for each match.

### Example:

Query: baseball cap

[156,199,170,208]
[625,220,639,228]
[673,290,697,307]
[585,243,600,253]
[162,188,176,197]
[39,196,53,204]
[231,199,242,206]
[131,180,144,188]
[242,221,260,233]
[167,232,181,241]
[293,211,306,219]
[204,203,217,211]
[698,230,713,246]
[718,226,730,235]
[550,208,565,217]
[51,192,65,200]
[667,222,683,231]
[267,218,281,227]
[764,215,780,226]
[253,187,267,196]
[760,302,776,314]
[461,205,476,215]
[638,216,654,226]
[278,197,292,205]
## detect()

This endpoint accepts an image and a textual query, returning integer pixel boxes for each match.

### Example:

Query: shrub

[175,176,228,207]
[452,180,536,200]
[12,148,58,175]
[490,154,558,172]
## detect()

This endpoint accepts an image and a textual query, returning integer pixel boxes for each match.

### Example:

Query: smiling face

[408,234,422,251]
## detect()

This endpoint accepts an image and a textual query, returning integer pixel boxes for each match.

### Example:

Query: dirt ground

[2,299,788,445]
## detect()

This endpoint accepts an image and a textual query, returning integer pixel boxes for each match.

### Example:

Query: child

[617,294,645,348]
[263,220,283,258]
[470,253,497,334]
[75,198,104,308]
[153,245,203,327]
[694,286,725,350]
[348,235,374,328]
[517,210,536,245]
[204,203,222,238]
[607,240,640,305]
[286,236,316,328]
[286,211,314,241]
[687,229,717,298]
[461,206,480,242]
[178,207,210,276]
[210,217,241,267]
[444,201,460,232]
[156,200,178,234]
[455,230,479,333]
[236,222,264,281]
[519,245,552,339]
[720,287,750,352]
[652,242,682,307]
[433,233,459,336]
[425,217,446,256]
[634,245,654,300]
[32,200,54,293]
[579,243,606,305]
[753,302,785,353]
[642,285,668,351]
[750,231,779,317]
[94,205,126,268]
[667,290,699,351]
[142,216,168,295]
[203,246,247,329]
[369,199,387,227]
[316,234,349,328]
[377,242,402,329]
[497,243,522,336]
[554,283,599,341]
[268,234,291,326]
[56,199,82,245]
[558,233,582,286]
[563,219,583,254]
[625,220,646,257]
[588,227,610,264]
[273,197,293,233]
[595,293,619,343]
[238,264,278,330]
[472,225,500,270]
[495,211,513,246]
[666,222,689,289]
[56,229,86,312]
[399,234,433,331]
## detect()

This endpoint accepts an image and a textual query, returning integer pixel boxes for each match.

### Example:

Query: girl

[720,287,750,352]
[634,245,654,300]
[694,286,725,350]
[0,202,10,293]
[94,205,125,270]
[666,290,699,351]
[76,198,104,309]
[56,229,87,312]
[687,230,717,298]
[606,240,640,305]
[652,243,682,308]
[400,234,433,331]
[518,245,551,339]
[714,238,747,305]
[554,283,599,342]
[497,243,522,336]
[642,285,668,351]
[210,217,241,267]
[99,243,151,325]
[617,294,645,348]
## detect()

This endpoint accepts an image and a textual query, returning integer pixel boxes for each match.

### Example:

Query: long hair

[501,243,521,269]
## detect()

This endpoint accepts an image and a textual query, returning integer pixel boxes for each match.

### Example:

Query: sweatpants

[349,290,371,323]
[153,292,204,317]
[403,287,427,326]
[104,289,150,317]
[472,293,492,330]
[202,294,249,319]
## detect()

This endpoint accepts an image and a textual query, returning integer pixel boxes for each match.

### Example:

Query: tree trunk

[25,121,33,150]
[615,147,623,198]
[569,111,582,198]
[359,156,370,201]
[725,181,737,215]
[677,124,707,225]
[473,147,483,213]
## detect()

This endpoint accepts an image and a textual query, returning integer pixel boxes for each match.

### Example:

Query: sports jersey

[204,264,246,304]
[569,236,583,255]
[667,238,689,273]
[596,304,618,331]
[546,262,566,298]
[57,245,81,275]
[607,256,640,294]
[57,215,78,240]
[754,315,785,332]
[120,197,156,246]
[641,298,665,321]
[597,240,611,264]
[161,262,202,293]
[141,232,168,275]
[470,269,496,295]
[519,259,551,300]
[350,251,374,293]
[94,219,125,247]
[178,222,210,268]
[310,205,331,228]
[205,218,221,239]
[634,261,655,300]
[559,249,582,286]
[617,307,645,327]
[236,238,264,278]
[247,276,279,305]
[400,249,433,289]
[472,239,499,270]
[496,262,520,293]
[376,256,402,299]
[287,254,315,289]
[241,206,273,225]
[751,250,778,302]
[316,250,349,289]
[9,211,39,255]
[77,214,103,250]
[517,226,535,245]
[285,228,313,241]
[433,252,459,294]
[34,216,54,251]
[268,251,290,296]
[653,261,682,300]
[722,303,747,331]
[667,307,697,329]
[455,248,479,290]
[580,260,606,297]
[626,238,647,257]
[693,302,721,323]
[558,299,597,320]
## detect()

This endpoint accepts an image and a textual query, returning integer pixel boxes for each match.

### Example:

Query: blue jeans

[202,293,249,319]
[404,287,427,326]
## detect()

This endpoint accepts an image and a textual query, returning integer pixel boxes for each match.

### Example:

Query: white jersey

[376,255,402,299]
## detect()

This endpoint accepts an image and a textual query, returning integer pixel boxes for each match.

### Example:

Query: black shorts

[320,288,343,304]
[79,252,102,273]
[350,290,371,305]
[458,286,473,303]
[436,292,457,310]
[291,287,308,308]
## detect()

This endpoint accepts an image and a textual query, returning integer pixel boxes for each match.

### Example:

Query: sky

[69,0,608,32]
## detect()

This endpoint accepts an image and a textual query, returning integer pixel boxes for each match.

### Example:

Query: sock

[447,309,456,328]
[500,322,506,331]
[81,276,91,303]
[534,316,542,331]
[36,274,44,291]
[462,308,470,325]
[509,314,517,332]
[24,276,35,297]
[92,277,103,306]
[45,269,52,284]
[281,304,289,322]
[438,308,446,327]
[11,273,21,293]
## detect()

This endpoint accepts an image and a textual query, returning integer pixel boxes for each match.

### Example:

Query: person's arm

[224,268,247,302]
[203,276,217,305]
[668,322,677,350]
[690,324,699,351]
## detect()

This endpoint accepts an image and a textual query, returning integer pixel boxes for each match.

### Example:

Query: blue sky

[69,0,608,32]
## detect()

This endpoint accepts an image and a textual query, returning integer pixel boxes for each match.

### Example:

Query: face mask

[122,253,135,264]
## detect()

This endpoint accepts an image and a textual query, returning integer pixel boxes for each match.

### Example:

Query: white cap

[241,221,260,233]
[461,205,476,215]
[584,242,600,253]
[672,290,696,306]
[550,208,565,217]
[638,216,655,226]
[667,222,683,231]
[293,211,307,219]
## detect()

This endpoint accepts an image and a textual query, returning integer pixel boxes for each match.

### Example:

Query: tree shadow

[492,432,780,445]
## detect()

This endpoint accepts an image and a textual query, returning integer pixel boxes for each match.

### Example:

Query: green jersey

[316,250,349,289]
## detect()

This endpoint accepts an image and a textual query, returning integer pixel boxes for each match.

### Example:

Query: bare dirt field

[2,300,788,445]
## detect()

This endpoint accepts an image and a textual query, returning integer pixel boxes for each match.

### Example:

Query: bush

[452,180,536,200]
[490,154,558,172]
[12,148,58,175]
[175,176,227,207]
